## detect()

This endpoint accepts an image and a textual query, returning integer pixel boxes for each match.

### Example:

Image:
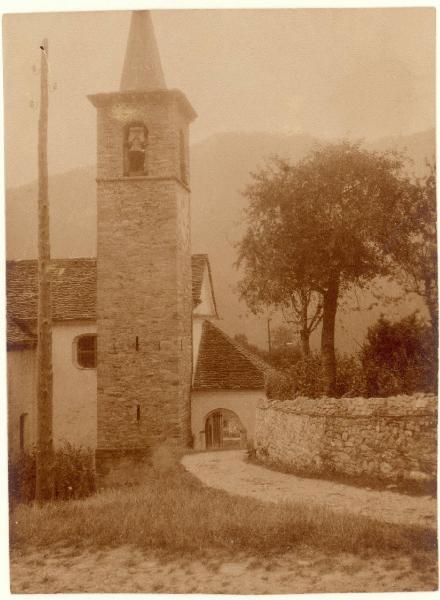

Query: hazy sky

[3,7,435,188]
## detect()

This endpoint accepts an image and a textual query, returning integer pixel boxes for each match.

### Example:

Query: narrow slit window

[136,405,141,422]
[19,413,28,451]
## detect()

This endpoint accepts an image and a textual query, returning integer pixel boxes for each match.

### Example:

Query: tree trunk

[320,275,339,396]
[424,277,438,342]
[35,39,54,503]
[300,329,311,357]
[300,293,311,357]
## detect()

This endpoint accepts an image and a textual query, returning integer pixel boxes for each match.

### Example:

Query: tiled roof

[7,259,97,326]
[7,256,216,347]
[193,320,272,390]
[7,316,36,349]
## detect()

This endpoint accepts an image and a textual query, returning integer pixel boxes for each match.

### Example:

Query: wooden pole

[267,317,272,360]
[35,39,54,502]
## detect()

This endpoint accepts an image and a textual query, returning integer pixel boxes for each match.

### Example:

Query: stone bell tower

[88,10,196,483]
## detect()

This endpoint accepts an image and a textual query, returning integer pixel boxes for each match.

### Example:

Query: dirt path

[10,545,437,593]
[182,450,436,529]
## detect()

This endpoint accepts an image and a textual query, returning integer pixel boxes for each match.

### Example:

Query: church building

[7,11,268,484]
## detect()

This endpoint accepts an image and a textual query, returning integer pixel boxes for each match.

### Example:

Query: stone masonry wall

[255,394,437,483]
[96,178,192,450]
[93,91,193,456]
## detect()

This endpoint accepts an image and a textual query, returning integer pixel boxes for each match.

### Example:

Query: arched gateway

[191,321,271,450]
[204,408,245,449]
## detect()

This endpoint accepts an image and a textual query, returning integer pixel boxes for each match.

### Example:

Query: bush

[335,353,366,397]
[8,450,36,506]
[52,442,96,500]
[289,353,326,398]
[264,313,437,400]
[361,313,437,397]
[265,369,296,400]
[266,352,365,399]
[9,442,96,506]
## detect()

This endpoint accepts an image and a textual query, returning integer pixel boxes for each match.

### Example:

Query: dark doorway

[204,409,244,449]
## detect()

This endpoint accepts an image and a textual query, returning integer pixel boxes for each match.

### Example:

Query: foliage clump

[236,142,434,394]
[9,442,95,507]
[361,313,437,397]
[266,352,365,399]
[264,312,436,399]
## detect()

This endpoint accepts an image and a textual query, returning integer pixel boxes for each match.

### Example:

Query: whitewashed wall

[7,348,37,457]
[52,321,97,449]
[8,320,98,456]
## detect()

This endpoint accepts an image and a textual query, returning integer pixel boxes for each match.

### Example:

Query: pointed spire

[120,10,166,92]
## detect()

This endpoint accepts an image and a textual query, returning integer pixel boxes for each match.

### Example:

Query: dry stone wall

[255,394,437,484]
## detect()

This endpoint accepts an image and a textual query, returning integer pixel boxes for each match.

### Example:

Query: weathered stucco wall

[8,321,98,457]
[52,321,97,449]
[7,349,37,458]
[255,395,437,483]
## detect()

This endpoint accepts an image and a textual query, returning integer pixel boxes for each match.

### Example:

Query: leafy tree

[265,351,365,399]
[235,221,322,357]
[237,141,416,395]
[233,329,302,371]
[361,313,437,396]
[268,325,303,370]
[390,164,437,338]
[233,333,269,362]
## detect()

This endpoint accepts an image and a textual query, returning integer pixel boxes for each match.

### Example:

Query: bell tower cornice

[87,89,197,123]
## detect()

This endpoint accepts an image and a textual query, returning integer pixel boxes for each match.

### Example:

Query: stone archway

[191,389,263,451]
[204,408,246,450]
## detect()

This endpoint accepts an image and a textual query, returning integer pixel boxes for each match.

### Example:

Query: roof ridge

[203,258,219,319]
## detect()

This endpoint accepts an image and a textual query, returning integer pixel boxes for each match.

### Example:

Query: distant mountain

[6,128,435,351]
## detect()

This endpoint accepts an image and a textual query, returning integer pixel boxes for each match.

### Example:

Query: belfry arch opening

[204,408,246,450]
[123,122,148,176]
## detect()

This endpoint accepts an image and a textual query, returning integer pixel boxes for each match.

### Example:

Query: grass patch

[10,455,437,560]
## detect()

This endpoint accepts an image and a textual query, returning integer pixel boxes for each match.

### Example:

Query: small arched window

[179,130,187,184]
[123,122,148,176]
[75,334,97,369]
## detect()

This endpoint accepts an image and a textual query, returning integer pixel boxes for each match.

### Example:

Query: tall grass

[9,443,95,507]
[10,457,436,559]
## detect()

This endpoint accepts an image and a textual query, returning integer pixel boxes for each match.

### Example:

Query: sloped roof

[193,320,272,390]
[191,253,218,316]
[7,256,216,347]
[7,259,97,325]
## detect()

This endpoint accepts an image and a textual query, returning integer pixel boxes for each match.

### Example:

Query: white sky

[3,4,435,188]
